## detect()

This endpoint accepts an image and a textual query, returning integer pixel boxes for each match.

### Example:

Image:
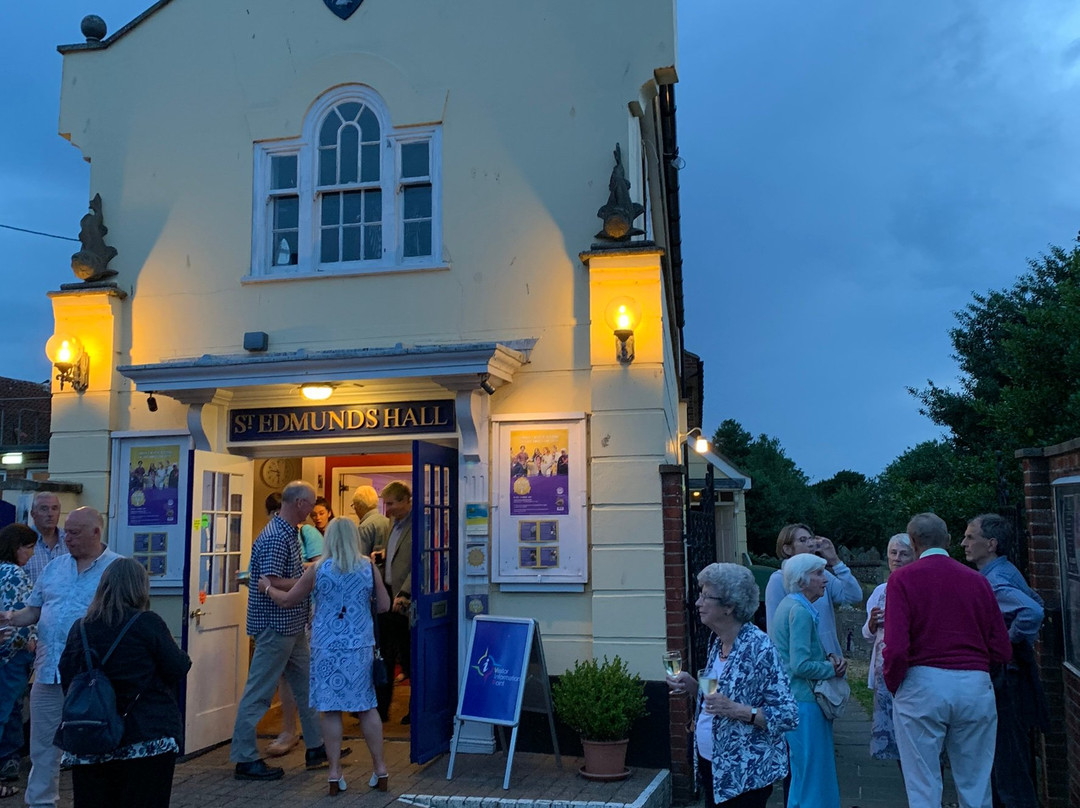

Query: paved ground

[15,691,958,808]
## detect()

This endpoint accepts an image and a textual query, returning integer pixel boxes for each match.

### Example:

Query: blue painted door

[410,441,458,763]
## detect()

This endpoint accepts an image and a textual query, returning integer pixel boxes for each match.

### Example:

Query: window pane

[337,101,361,122]
[404,221,432,257]
[321,193,340,226]
[229,515,242,552]
[321,228,339,263]
[274,196,298,230]
[319,147,336,186]
[340,125,359,184]
[270,155,297,189]
[359,107,380,141]
[272,232,298,266]
[343,225,362,262]
[319,116,338,148]
[361,144,380,183]
[364,189,381,223]
[403,185,431,220]
[343,191,363,224]
[227,555,240,594]
[401,142,429,178]
[364,225,382,259]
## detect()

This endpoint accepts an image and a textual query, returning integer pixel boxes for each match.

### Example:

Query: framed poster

[492,416,586,585]
[110,434,192,593]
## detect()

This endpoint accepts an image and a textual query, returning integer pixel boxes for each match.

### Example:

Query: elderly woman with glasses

[862,533,915,763]
[770,553,847,808]
[667,563,798,808]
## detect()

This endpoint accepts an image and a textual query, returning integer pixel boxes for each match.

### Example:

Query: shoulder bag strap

[369,560,382,649]
[100,611,143,666]
[78,619,95,671]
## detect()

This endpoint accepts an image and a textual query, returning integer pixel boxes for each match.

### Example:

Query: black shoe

[305,745,352,770]
[234,760,284,781]
[400,713,410,725]
[0,759,18,782]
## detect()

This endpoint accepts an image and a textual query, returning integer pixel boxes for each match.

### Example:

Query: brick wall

[660,464,693,803]
[1019,443,1080,808]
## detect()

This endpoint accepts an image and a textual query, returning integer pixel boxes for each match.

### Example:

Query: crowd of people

[669,513,1047,808]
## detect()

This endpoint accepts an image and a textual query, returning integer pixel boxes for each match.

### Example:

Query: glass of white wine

[662,651,682,677]
[698,668,718,696]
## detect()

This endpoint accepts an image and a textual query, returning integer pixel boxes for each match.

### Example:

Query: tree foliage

[912,234,1080,455]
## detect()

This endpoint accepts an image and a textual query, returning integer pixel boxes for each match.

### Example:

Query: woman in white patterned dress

[262,517,390,795]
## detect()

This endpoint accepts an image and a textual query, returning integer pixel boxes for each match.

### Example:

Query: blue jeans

[0,650,32,762]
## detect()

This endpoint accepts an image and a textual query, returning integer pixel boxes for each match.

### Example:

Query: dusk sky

[2,1,1079,480]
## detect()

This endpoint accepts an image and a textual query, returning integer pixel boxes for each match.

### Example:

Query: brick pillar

[1019,448,1071,807]
[660,464,693,803]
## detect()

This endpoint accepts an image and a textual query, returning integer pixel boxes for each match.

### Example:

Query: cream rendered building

[46,0,700,776]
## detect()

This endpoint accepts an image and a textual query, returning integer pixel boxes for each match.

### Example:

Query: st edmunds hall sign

[229,399,455,443]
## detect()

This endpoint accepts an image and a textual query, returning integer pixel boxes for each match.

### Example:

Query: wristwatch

[748,707,758,724]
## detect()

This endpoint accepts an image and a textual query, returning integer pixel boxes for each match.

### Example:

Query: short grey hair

[782,553,827,593]
[907,512,949,550]
[697,563,759,623]
[282,480,315,504]
[351,485,379,511]
[887,533,913,552]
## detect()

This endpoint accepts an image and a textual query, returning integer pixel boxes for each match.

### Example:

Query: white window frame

[249,85,442,279]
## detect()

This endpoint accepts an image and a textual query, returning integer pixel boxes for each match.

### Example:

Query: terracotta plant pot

[579,738,631,781]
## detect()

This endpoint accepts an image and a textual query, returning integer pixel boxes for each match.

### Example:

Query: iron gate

[684,458,716,674]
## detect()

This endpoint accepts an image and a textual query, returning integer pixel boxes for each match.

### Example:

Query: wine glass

[698,668,718,696]
[662,650,682,677]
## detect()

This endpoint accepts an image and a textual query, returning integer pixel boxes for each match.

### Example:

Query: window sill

[241,263,450,284]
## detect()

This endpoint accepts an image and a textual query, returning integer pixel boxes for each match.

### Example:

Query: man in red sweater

[884,512,1011,808]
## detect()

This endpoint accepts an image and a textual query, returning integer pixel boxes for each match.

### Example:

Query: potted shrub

[551,655,647,781]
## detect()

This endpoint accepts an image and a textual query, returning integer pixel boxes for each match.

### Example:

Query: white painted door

[183,451,253,753]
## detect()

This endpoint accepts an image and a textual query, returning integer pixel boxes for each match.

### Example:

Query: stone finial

[81,15,107,43]
[70,194,118,283]
[595,143,645,242]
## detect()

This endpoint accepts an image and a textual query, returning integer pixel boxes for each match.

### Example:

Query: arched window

[252,85,440,277]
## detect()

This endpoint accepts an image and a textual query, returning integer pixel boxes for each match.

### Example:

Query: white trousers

[892,666,997,808]
[26,682,64,808]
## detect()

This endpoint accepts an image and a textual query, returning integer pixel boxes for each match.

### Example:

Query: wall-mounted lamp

[146,392,159,413]
[44,334,89,393]
[603,296,642,364]
[300,383,334,401]
[686,427,709,454]
[1,453,23,466]
[479,373,496,395]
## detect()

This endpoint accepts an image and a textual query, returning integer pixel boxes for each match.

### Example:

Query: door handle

[189,608,208,627]
[408,599,417,628]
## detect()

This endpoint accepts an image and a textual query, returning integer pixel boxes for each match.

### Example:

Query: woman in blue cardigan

[667,563,798,807]
[770,553,847,808]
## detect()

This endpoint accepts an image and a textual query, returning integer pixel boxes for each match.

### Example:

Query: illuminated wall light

[602,296,642,364]
[1,453,24,465]
[44,334,89,393]
[300,383,334,401]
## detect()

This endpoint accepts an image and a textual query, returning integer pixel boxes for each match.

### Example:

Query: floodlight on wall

[603,296,642,364]
[479,373,496,395]
[1,453,23,466]
[686,428,709,454]
[300,383,334,401]
[146,392,159,413]
[44,334,89,393]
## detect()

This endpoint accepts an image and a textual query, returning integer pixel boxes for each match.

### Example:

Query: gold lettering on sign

[348,410,364,429]
[258,414,273,433]
[273,413,290,433]
[401,408,418,427]
[288,412,310,432]
[328,411,345,431]
[310,411,327,431]
[365,408,379,428]
[384,408,401,428]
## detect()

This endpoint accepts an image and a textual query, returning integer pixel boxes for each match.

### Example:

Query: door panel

[410,442,458,763]
[183,451,253,753]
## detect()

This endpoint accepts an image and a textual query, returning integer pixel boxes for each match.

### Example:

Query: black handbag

[370,586,389,688]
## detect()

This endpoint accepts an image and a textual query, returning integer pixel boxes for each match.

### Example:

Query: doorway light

[1,453,23,466]
[300,383,334,401]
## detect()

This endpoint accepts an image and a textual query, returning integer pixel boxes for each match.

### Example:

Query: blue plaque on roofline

[229,399,455,443]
